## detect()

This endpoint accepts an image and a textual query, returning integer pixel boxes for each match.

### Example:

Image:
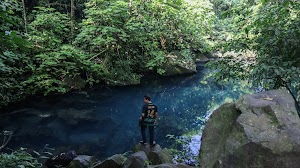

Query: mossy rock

[199,103,240,168]
[199,90,300,168]
[148,148,172,165]
[160,50,197,76]
[123,151,149,168]
[93,154,126,168]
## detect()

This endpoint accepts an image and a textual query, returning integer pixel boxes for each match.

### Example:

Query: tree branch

[0,131,13,151]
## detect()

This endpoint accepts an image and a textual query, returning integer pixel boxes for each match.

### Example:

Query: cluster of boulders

[46,144,194,168]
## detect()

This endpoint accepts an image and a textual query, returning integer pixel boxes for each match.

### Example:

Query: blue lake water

[0,64,250,160]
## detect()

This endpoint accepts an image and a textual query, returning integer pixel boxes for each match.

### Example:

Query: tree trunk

[285,84,300,118]
[22,0,27,33]
[129,0,133,16]
[71,0,75,38]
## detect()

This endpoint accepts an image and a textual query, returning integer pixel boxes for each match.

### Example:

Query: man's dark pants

[141,125,154,145]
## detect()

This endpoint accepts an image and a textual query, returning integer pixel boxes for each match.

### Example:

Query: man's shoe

[150,141,156,147]
[139,141,146,145]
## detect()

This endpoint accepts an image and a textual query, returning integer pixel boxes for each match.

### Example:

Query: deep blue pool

[0,64,250,160]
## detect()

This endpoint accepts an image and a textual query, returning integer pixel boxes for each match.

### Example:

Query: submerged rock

[199,89,300,168]
[57,108,98,125]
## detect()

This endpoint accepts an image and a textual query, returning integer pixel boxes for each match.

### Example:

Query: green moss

[199,103,241,168]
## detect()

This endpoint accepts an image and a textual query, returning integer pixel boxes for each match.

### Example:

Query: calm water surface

[0,65,249,159]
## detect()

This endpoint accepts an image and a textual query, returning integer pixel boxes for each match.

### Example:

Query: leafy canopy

[207,0,300,100]
[75,0,214,84]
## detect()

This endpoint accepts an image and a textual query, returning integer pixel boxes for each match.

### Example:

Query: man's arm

[140,104,147,120]
[154,106,158,124]
[155,106,158,119]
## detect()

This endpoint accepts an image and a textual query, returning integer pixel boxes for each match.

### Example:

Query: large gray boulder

[123,151,149,168]
[92,154,126,168]
[199,89,300,168]
[199,103,240,168]
[148,146,172,165]
[133,144,172,165]
[133,143,152,155]
[67,155,94,168]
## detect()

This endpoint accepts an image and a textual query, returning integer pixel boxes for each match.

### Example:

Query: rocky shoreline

[46,143,195,168]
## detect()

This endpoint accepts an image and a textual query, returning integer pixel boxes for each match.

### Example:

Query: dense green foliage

[207,0,300,100]
[0,131,41,167]
[0,0,31,107]
[0,0,214,108]
[25,7,106,94]
[1,1,299,101]
[0,148,42,168]
[75,0,214,84]
[1,0,299,106]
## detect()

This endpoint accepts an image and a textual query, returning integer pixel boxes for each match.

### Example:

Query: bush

[0,148,42,168]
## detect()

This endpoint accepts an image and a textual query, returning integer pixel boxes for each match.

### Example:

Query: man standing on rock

[139,95,158,146]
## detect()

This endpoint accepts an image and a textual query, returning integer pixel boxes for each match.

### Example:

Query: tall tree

[22,0,27,33]
[70,0,75,38]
